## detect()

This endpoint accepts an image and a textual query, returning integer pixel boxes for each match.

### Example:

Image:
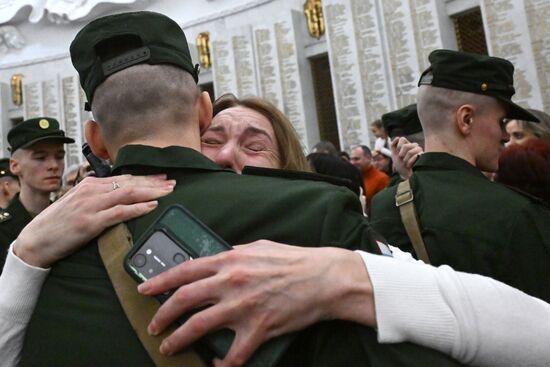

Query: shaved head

[92,64,200,145]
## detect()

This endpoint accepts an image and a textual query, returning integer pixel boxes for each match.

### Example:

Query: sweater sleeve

[0,242,50,367]
[357,250,550,367]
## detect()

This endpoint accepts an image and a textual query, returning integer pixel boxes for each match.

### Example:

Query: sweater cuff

[355,250,457,354]
[0,242,50,323]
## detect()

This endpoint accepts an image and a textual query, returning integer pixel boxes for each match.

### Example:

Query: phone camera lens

[133,254,147,268]
[173,253,187,264]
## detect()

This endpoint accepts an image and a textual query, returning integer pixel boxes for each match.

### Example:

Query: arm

[141,241,550,367]
[0,244,49,367]
[0,174,174,366]
[360,250,550,366]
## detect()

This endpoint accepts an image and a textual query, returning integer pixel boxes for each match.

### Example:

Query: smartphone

[82,143,111,178]
[124,204,293,366]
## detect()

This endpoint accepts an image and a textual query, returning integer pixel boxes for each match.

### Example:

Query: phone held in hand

[124,204,292,367]
[82,143,111,178]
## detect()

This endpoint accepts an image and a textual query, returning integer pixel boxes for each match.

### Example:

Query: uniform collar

[414,152,487,179]
[112,144,233,174]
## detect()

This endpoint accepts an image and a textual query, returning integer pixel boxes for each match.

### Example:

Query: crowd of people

[0,10,549,367]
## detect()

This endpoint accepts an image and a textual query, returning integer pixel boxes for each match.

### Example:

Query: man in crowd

[0,117,73,272]
[350,145,389,208]
[17,11,461,367]
[0,158,20,209]
[370,50,550,302]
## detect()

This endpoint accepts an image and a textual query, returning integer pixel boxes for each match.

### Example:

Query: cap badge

[481,83,488,92]
[39,119,50,129]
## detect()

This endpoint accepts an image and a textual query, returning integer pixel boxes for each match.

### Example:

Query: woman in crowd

[505,108,550,145]
[202,93,310,173]
[496,139,550,207]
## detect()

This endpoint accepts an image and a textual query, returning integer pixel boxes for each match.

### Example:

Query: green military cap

[0,158,15,178]
[382,104,422,139]
[70,11,199,111]
[7,117,75,153]
[418,49,539,122]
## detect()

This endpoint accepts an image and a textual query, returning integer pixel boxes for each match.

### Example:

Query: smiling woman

[203,94,310,173]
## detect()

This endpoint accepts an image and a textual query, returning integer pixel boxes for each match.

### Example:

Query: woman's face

[201,106,281,173]
[505,120,537,146]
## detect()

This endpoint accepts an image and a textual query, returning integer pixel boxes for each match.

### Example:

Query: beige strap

[395,180,431,264]
[98,223,206,367]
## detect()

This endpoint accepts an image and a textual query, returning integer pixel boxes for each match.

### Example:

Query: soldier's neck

[105,128,202,162]
[424,137,476,168]
[18,184,51,216]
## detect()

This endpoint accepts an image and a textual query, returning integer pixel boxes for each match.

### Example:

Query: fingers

[148,277,218,335]
[214,328,265,367]
[96,201,161,228]
[139,253,225,295]
[158,303,231,356]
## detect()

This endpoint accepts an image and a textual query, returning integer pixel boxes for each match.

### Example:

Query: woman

[201,93,310,173]
[496,139,550,207]
[505,108,550,145]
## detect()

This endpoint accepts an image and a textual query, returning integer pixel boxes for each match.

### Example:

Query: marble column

[482,0,544,109]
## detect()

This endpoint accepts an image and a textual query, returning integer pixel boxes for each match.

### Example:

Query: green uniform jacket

[371,152,550,302]
[20,145,462,367]
[0,193,32,273]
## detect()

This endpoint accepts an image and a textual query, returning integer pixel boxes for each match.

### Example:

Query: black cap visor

[498,97,540,122]
[17,136,76,151]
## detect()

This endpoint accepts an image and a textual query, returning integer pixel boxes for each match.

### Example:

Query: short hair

[512,109,550,143]
[311,141,339,157]
[92,64,200,144]
[417,85,496,135]
[370,119,383,129]
[353,145,372,157]
[213,94,310,172]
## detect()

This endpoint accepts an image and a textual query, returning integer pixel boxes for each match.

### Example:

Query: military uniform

[371,153,550,302]
[21,145,462,367]
[0,193,32,271]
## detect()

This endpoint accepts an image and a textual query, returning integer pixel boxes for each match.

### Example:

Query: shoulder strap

[98,223,206,367]
[395,180,431,264]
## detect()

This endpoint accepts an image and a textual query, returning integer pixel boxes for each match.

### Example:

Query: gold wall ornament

[10,74,23,106]
[304,0,324,39]
[196,32,211,70]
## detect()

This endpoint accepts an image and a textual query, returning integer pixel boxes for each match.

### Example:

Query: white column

[481,0,544,109]
[523,0,550,112]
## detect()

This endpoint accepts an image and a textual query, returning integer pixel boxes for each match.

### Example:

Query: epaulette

[0,210,12,223]
[503,184,548,208]
[242,166,359,195]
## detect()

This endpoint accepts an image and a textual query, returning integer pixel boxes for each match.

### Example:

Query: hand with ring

[14,174,176,268]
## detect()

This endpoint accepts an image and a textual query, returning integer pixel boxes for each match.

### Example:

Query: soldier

[0,158,20,209]
[18,11,461,367]
[370,50,550,302]
[0,118,74,272]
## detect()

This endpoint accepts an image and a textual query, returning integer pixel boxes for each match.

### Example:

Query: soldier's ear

[456,104,474,136]
[84,120,111,160]
[9,156,20,176]
[197,91,212,134]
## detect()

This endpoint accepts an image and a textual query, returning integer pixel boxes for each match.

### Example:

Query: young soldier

[0,118,73,271]
[0,158,20,209]
[371,50,550,302]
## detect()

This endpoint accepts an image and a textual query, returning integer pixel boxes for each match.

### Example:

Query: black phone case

[123,204,293,367]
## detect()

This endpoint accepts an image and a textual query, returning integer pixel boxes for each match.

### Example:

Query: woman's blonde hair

[213,93,310,172]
